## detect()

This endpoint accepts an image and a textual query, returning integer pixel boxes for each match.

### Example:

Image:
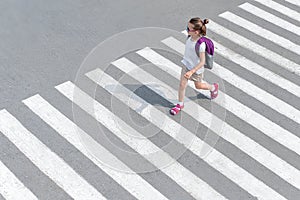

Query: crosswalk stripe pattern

[0,110,106,200]
[22,94,169,200]
[208,20,300,76]
[239,3,300,36]
[136,47,300,190]
[0,160,38,200]
[102,58,285,199]
[140,43,300,159]
[55,81,226,200]
[1,1,300,199]
[285,0,300,7]
[219,11,300,56]
[254,0,300,22]
[209,39,300,98]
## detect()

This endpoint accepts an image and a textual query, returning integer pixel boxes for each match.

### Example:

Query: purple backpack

[195,37,214,69]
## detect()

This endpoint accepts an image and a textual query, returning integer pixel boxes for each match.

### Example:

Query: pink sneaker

[170,104,184,115]
[210,83,219,99]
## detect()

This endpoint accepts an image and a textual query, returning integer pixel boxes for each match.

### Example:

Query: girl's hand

[184,70,194,79]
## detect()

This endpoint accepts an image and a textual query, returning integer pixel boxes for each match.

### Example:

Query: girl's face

[187,22,199,36]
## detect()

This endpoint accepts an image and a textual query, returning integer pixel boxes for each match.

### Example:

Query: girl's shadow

[105,83,176,112]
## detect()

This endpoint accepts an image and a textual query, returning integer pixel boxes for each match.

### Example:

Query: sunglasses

[186,26,197,32]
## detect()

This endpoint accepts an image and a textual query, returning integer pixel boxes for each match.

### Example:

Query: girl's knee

[179,80,188,89]
[179,83,187,90]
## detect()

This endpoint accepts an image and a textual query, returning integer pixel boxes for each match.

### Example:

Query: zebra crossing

[160,38,300,154]
[0,160,38,200]
[1,0,300,199]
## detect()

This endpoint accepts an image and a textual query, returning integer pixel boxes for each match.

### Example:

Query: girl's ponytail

[200,19,209,36]
[203,19,209,25]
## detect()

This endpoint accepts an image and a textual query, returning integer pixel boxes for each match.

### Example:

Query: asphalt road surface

[0,0,300,199]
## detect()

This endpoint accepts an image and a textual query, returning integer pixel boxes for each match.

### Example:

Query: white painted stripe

[254,0,300,22]
[0,160,38,200]
[213,40,300,98]
[174,34,300,98]
[109,58,291,199]
[87,63,286,200]
[22,95,168,200]
[285,0,300,7]
[217,66,300,123]
[185,33,300,98]
[219,11,300,55]
[0,110,106,200]
[216,62,300,125]
[208,20,300,76]
[137,46,300,190]
[55,81,227,200]
[239,3,300,36]
[161,37,300,156]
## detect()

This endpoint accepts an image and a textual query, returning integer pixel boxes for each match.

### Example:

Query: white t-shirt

[181,37,206,74]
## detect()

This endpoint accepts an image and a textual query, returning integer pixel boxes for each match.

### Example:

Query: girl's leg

[178,72,189,102]
[194,81,219,99]
[194,81,212,90]
[170,68,188,115]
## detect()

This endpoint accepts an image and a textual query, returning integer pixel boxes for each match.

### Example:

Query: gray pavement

[0,0,245,109]
[1,0,300,200]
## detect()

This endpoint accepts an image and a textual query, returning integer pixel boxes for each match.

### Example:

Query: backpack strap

[195,37,214,57]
